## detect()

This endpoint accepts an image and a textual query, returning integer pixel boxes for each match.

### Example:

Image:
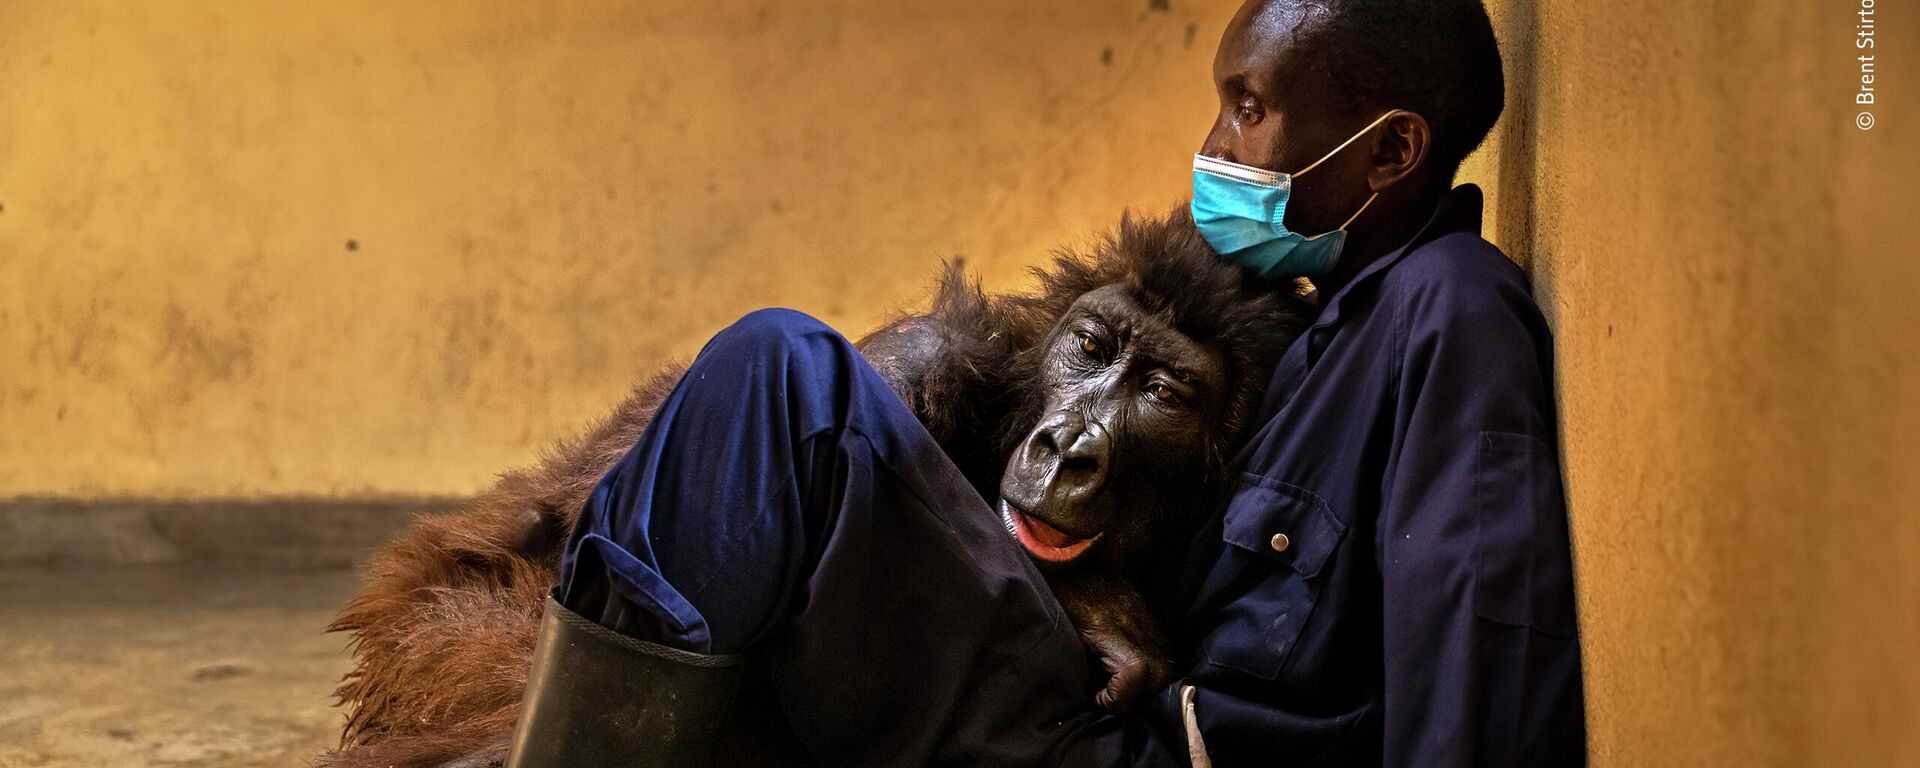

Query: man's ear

[1366,110,1431,192]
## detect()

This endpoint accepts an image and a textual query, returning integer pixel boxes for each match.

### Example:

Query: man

[509,0,1584,765]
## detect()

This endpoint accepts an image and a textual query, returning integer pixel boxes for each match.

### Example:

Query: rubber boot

[505,596,745,768]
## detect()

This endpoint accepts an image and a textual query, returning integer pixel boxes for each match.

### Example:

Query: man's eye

[1145,382,1179,404]
[1234,99,1261,125]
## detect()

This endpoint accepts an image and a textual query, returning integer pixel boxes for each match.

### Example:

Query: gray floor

[0,566,360,767]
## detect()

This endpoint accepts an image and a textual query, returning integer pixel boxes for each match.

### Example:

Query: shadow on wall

[1492,0,1537,273]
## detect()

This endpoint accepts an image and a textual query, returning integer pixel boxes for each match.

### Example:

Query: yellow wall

[0,0,1241,498]
[4,0,1918,763]
[1486,0,1920,763]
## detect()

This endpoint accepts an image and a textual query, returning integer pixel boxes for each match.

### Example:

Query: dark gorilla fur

[319,208,1308,768]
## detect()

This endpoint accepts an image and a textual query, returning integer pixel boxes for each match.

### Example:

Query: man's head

[1199,0,1503,240]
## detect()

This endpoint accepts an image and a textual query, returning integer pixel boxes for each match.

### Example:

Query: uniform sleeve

[1376,263,1586,766]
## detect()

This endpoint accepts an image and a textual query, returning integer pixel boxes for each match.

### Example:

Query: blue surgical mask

[1191,111,1396,279]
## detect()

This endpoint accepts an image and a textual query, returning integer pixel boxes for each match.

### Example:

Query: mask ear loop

[1298,111,1396,235]
[1337,192,1379,231]
[1291,111,1398,179]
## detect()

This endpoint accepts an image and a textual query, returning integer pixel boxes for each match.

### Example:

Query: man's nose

[1198,122,1235,164]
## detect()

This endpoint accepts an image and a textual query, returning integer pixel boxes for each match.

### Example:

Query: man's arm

[1376,260,1586,765]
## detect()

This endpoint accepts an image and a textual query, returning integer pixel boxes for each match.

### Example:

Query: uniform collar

[1245,185,1487,430]
[1305,184,1485,332]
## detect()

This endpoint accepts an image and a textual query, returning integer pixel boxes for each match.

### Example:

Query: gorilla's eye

[1145,382,1179,404]
[1078,333,1102,359]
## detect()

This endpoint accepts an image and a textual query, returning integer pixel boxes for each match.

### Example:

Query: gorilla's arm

[1050,569,1174,714]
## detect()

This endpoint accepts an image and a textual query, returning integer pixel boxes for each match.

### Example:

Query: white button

[1269,533,1291,552]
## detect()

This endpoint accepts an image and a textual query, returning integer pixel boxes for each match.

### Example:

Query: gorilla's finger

[1096,656,1154,713]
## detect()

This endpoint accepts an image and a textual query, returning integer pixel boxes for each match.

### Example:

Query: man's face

[1199,1,1371,234]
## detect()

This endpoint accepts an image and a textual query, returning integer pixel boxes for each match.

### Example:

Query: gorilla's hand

[1055,573,1173,714]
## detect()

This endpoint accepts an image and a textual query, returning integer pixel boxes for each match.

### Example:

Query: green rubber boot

[505,596,745,768]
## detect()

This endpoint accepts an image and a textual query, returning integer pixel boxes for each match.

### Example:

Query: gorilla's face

[998,284,1230,566]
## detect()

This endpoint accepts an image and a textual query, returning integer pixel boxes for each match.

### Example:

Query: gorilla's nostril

[1059,437,1102,464]
[1057,422,1109,473]
[1058,456,1101,479]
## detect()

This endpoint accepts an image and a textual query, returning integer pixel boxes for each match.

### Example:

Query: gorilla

[321,208,1309,767]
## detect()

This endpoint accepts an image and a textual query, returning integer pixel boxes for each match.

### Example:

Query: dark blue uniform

[557,185,1584,765]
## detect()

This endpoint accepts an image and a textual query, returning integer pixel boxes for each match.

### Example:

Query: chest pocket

[1199,474,1347,681]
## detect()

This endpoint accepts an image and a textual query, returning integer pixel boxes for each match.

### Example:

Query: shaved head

[1205,0,1504,183]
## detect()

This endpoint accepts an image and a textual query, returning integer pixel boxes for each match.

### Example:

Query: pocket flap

[1221,475,1346,578]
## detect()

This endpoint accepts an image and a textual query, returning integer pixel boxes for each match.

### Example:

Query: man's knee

[726,307,832,341]
[701,308,858,383]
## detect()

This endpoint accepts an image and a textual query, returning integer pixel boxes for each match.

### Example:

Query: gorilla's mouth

[999,500,1102,563]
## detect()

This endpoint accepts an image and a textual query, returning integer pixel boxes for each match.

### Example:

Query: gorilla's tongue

[1003,502,1100,563]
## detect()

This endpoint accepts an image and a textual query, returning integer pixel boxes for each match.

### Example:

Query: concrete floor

[0,566,359,767]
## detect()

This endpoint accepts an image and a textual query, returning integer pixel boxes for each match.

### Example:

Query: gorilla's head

[928,209,1309,570]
